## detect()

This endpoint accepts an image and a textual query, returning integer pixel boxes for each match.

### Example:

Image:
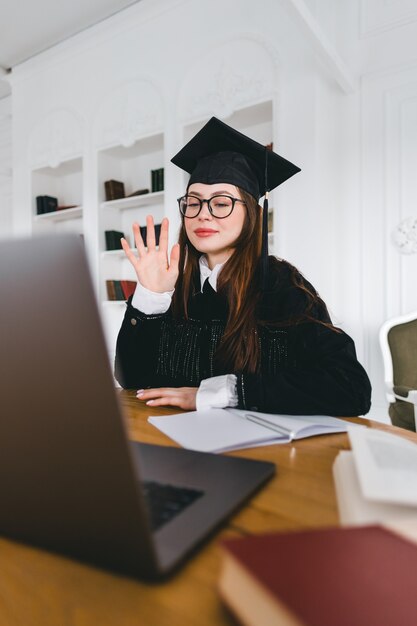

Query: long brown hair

[172,188,262,373]
[171,188,337,374]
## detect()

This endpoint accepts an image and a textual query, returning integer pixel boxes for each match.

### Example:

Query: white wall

[5,0,417,421]
[340,0,417,420]
[0,96,12,237]
[292,0,417,422]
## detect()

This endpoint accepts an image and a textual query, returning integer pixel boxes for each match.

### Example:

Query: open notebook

[148,409,355,453]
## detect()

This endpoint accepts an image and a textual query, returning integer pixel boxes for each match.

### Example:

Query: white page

[148,409,354,453]
[148,409,287,453]
[228,410,352,439]
[348,427,417,506]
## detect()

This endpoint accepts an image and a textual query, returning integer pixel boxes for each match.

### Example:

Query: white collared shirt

[199,255,224,293]
[130,256,238,409]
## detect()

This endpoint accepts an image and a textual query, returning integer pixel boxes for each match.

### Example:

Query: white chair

[379,311,417,432]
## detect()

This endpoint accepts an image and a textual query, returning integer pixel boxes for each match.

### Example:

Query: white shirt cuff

[196,374,238,410]
[131,281,174,315]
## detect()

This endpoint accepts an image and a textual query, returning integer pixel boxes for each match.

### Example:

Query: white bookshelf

[34,206,83,222]
[31,156,84,236]
[95,131,166,348]
[25,98,276,361]
[97,132,165,305]
[100,190,164,211]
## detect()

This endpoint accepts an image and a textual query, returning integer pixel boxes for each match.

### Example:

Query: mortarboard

[171,117,301,287]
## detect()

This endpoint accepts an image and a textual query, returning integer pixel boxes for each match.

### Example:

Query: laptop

[0,234,275,581]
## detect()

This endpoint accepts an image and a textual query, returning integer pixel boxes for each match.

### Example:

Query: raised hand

[121,216,180,293]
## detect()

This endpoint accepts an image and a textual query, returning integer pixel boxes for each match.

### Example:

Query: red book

[219,525,417,626]
[120,280,137,299]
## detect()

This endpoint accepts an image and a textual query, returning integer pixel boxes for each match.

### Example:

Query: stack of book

[151,168,164,192]
[219,524,417,626]
[333,426,417,525]
[105,230,125,251]
[218,424,417,626]
[106,280,136,301]
[36,195,58,215]
[104,180,125,201]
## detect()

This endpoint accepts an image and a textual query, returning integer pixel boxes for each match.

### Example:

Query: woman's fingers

[158,217,169,254]
[124,219,179,291]
[136,387,197,410]
[137,387,177,399]
[132,222,146,257]
[145,396,178,407]
[121,237,138,265]
[169,243,180,275]
[145,214,156,250]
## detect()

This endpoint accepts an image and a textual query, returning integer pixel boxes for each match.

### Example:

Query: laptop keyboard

[142,480,204,531]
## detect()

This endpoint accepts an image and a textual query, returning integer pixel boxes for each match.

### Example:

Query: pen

[244,413,295,440]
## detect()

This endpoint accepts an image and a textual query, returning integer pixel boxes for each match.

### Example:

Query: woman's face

[184,182,246,267]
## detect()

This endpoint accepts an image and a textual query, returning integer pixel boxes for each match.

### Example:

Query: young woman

[115,118,371,416]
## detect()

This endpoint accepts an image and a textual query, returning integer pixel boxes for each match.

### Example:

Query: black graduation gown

[115,259,371,417]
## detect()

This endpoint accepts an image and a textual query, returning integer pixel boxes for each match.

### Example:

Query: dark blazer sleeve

[114,297,169,389]
[235,263,372,417]
[236,324,372,416]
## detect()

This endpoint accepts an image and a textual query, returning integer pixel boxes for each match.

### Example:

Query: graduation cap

[171,116,301,288]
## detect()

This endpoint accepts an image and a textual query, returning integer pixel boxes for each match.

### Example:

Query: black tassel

[261,146,269,290]
[261,193,269,290]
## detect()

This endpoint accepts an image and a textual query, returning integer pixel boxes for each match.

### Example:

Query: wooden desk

[0,392,415,626]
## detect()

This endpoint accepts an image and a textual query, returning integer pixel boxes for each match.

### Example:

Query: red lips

[193,229,218,237]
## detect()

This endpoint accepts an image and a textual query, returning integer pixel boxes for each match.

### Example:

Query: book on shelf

[113,280,124,301]
[104,179,125,201]
[105,230,125,251]
[125,188,149,197]
[36,195,58,215]
[120,280,136,299]
[219,524,417,626]
[333,426,417,526]
[105,280,136,301]
[151,168,164,192]
[105,280,116,301]
[140,223,161,247]
[106,280,123,301]
[148,410,357,453]
[56,204,78,211]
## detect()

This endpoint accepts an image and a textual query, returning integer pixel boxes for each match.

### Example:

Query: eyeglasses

[177,194,246,219]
